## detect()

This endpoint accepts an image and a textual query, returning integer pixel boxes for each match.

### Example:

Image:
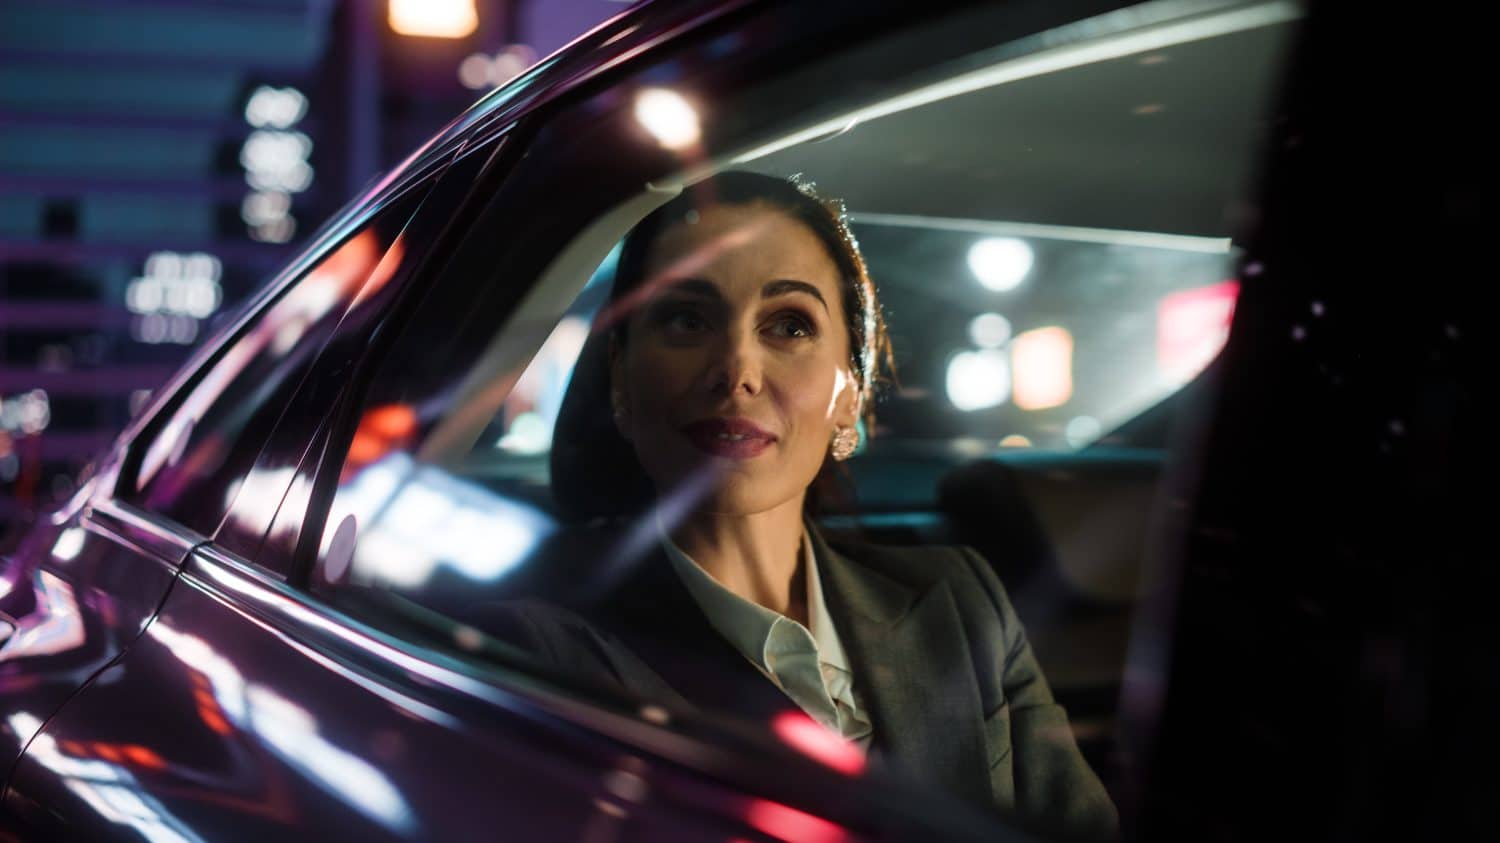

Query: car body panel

[1,498,193,790]
[4,548,609,841]
[4,542,1008,841]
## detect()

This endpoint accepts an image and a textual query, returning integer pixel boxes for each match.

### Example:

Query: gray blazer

[492,525,1118,840]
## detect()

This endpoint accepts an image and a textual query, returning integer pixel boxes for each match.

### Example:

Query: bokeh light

[634,88,701,150]
[388,0,477,39]
[967,237,1034,291]
[968,312,1012,348]
[1012,326,1073,410]
[945,349,1010,411]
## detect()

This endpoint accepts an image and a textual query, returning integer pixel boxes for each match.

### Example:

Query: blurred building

[0,0,625,542]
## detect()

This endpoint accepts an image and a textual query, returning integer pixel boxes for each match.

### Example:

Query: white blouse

[658,527,873,749]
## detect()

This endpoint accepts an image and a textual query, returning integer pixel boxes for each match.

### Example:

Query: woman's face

[612,202,860,515]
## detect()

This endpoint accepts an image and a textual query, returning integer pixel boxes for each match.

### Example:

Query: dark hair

[608,171,893,431]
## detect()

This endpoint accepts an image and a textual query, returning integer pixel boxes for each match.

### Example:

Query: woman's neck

[669,495,809,624]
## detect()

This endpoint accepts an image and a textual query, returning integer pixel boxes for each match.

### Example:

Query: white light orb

[967,237,1034,291]
[491,45,536,84]
[242,190,292,226]
[968,312,1012,348]
[634,88,701,150]
[945,349,1011,412]
[458,54,492,90]
[1064,415,1103,448]
[244,86,308,129]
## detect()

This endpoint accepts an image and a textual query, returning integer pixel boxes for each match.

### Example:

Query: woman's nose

[704,331,762,397]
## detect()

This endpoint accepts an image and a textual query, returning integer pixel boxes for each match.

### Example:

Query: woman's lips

[680,417,777,460]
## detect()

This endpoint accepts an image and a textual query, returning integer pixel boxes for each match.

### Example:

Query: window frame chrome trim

[85,498,207,576]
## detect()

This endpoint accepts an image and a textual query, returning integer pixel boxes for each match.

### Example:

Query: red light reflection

[192,674,233,736]
[1157,280,1240,382]
[121,744,168,771]
[771,711,866,776]
[745,798,849,843]
[365,404,417,439]
[343,403,419,480]
[92,743,123,763]
[48,740,168,773]
[351,236,407,306]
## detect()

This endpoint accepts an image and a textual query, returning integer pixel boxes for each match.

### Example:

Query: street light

[388,0,477,39]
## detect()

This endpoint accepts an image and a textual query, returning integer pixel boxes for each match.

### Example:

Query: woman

[519,171,1116,839]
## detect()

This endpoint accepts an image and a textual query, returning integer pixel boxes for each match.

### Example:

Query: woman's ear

[827,369,863,463]
[832,367,862,431]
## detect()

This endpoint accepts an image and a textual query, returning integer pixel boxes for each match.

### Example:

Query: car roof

[359,0,753,213]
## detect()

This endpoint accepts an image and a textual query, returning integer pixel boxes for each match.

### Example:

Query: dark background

[0,0,630,542]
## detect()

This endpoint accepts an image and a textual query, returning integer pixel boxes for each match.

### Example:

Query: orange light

[311,229,382,304]
[92,743,123,763]
[193,686,233,735]
[365,404,417,440]
[122,744,167,771]
[351,235,407,306]
[388,0,477,39]
[1012,326,1073,410]
[346,430,386,466]
[771,711,866,775]
[199,704,233,736]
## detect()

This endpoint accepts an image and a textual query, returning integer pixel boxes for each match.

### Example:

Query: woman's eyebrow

[762,279,829,313]
[658,278,721,299]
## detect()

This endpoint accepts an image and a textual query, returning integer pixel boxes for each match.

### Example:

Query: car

[1,0,1479,840]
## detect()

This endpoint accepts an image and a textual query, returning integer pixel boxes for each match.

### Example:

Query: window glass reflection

[305,5,1294,836]
[127,190,427,536]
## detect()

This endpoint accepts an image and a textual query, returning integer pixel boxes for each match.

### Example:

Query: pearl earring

[830,426,859,461]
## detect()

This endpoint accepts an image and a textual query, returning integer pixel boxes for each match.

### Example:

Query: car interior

[307,8,1299,810]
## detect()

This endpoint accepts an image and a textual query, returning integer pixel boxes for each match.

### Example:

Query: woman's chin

[652,470,802,518]
[697,489,784,516]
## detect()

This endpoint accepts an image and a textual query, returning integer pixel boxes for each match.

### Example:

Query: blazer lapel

[595,546,801,722]
[810,526,992,808]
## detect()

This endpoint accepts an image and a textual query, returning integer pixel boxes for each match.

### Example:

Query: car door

[4,0,1313,840]
[0,163,456,834]
[0,163,442,795]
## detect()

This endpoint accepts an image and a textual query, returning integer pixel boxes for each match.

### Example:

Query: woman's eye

[765,313,816,339]
[658,307,708,334]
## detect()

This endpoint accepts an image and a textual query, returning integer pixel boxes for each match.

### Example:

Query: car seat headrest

[549,325,655,522]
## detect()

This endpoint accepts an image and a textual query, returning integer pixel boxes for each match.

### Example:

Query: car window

[214,145,501,574]
[300,0,1297,832]
[121,184,432,537]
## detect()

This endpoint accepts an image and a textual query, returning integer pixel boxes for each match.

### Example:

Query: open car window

[294,0,1300,833]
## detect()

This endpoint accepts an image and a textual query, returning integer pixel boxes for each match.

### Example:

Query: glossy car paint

[5,546,798,841]
[1,488,193,791]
